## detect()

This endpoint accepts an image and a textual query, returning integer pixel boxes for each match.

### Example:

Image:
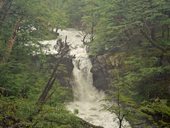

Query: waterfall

[41,28,130,128]
[58,29,130,128]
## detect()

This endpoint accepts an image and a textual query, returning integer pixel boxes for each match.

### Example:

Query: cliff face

[91,52,126,91]
[90,52,126,91]
[90,43,170,127]
[90,55,111,90]
[91,41,170,93]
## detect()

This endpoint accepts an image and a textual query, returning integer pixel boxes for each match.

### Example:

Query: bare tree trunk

[37,61,60,104]
[114,69,126,128]
[117,84,124,128]
[28,38,70,123]
[119,120,122,128]
[37,37,70,104]
[91,21,94,41]
[81,33,88,45]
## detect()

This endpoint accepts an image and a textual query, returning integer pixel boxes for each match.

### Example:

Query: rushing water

[42,28,130,128]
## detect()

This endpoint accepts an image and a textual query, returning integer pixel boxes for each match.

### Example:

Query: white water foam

[41,28,130,128]
[58,29,130,128]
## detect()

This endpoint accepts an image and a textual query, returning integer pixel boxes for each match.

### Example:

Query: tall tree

[0,0,69,62]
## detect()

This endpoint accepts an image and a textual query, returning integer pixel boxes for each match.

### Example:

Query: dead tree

[81,33,88,45]
[28,37,70,122]
[37,36,70,104]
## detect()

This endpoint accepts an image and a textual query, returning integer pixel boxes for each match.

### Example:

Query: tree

[87,0,170,55]
[37,38,70,104]
[0,0,69,62]
[62,0,84,27]
[81,0,99,41]
[108,69,132,128]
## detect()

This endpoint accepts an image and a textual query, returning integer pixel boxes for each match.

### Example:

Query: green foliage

[80,1,170,126]
[0,1,87,128]
[0,0,170,127]
[62,0,84,27]
[106,49,170,127]
[0,62,28,96]
[32,104,84,128]
[140,100,170,127]
[0,96,87,128]
[47,84,73,106]
[87,0,170,55]
[0,0,70,62]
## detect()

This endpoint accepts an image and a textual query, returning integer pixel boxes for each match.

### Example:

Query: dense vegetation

[0,0,170,128]
[82,0,170,127]
[0,0,84,128]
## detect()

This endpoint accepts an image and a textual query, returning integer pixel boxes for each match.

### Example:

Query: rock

[90,55,111,90]
[90,52,126,91]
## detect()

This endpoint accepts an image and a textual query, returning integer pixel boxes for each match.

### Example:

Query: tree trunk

[91,21,94,41]
[140,29,166,52]
[119,120,122,128]
[37,64,59,104]
[167,25,169,40]
[3,18,21,62]
[37,38,70,104]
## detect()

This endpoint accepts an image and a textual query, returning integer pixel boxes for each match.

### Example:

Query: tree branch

[140,29,166,52]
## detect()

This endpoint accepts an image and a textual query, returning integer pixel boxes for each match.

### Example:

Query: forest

[0,0,170,128]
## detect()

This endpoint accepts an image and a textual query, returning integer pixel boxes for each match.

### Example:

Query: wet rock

[90,52,126,91]
[90,55,111,90]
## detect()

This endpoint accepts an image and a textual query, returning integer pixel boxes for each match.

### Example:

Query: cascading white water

[58,29,130,128]
[41,28,130,128]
